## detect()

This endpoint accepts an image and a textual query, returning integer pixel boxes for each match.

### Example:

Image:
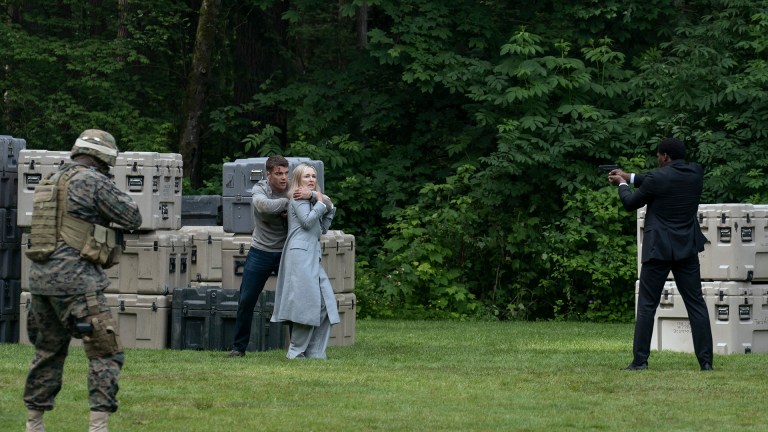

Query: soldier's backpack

[25,166,84,262]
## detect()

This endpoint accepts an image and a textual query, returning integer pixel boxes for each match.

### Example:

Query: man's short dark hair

[657,137,686,160]
[266,155,289,172]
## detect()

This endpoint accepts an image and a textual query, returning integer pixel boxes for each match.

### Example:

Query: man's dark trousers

[634,255,713,368]
[231,247,281,353]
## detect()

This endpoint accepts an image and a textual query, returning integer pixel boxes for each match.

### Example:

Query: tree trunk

[117,0,128,62]
[356,1,368,48]
[232,1,290,155]
[179,0,221,189]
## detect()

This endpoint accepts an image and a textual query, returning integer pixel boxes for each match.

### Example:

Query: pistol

[598,164,620,173]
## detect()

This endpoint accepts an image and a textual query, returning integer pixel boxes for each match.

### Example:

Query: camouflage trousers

[23,291,124,413]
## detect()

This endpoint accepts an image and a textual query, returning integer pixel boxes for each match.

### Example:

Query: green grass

[1,320,766,431]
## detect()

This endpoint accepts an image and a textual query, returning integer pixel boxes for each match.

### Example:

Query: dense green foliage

[2,0,767,321]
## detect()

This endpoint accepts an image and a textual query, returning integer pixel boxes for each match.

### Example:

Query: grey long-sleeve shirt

[250,180,290,252]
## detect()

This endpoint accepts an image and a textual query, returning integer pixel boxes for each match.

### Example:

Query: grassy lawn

[0,319,766,431]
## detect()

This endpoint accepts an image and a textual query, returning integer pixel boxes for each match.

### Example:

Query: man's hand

[608,169,630,186]
[294,187,312,200]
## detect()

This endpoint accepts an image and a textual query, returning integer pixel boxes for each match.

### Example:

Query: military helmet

[71,129,119,167]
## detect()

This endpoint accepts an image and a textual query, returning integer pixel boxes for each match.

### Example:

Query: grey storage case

[0,135,24,175]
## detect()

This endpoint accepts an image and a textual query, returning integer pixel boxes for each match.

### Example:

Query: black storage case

[171,286,288,351]
[181,195,222,226]
[0,313,19,343]
[0,278,20,342]
[0,243,20,280]
[0,279,20,316]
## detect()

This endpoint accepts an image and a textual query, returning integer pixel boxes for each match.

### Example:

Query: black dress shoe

[700,362,713,371]
[623,362,648,371]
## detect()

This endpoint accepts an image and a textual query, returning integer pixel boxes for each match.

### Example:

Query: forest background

[2,0,768,323]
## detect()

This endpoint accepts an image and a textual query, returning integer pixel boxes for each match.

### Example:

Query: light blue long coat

[272,198,340,327]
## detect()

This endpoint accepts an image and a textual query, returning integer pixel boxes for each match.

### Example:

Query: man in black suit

[609,137,713,371]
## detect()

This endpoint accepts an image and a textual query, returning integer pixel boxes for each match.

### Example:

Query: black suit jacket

[619,159,707,263]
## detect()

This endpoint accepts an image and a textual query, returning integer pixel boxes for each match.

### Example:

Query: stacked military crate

[18,150,184,350]
[0,136,24,343]
[321,230,357,346]
[15,151,356,352]
[171,159,273,352]
[637,204,768,354]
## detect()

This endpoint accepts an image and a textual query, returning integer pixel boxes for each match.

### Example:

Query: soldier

[23,130,142,432]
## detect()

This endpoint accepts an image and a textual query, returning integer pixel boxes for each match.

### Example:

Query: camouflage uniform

[24,158,142,414]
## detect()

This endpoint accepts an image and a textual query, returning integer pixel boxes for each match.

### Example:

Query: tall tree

[179,0,221,188]
[231,0,290,154]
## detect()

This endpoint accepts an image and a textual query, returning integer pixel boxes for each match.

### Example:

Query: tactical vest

[25,165,119,266]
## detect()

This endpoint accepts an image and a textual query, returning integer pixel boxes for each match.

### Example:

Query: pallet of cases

[171,286,287,351]
[320,230,355,294]
[112,152,183,231]
[329,293,356,346]
[181,195,222,227]
[221,157,324,234]
[0,135,24,209]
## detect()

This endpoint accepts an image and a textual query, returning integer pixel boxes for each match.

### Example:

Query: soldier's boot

[88,411,109,432]
[25,409,45,432]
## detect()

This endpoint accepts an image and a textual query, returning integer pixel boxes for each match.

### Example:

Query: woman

[271,163,339,359]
